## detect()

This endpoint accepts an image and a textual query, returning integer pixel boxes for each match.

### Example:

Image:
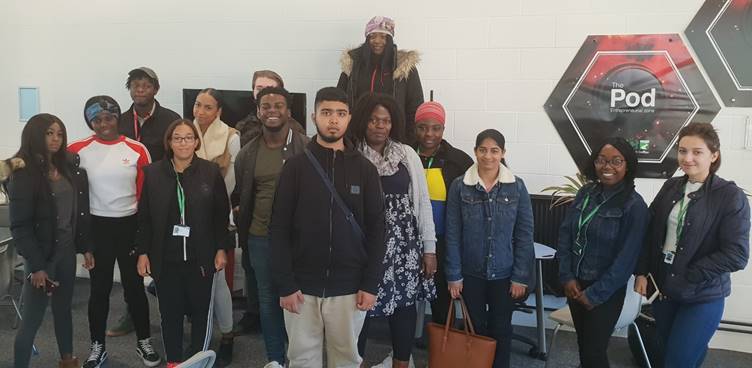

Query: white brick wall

[2,0,751,352]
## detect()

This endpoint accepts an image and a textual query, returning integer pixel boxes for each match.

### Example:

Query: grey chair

[545,276,652,368]
[0,239,23,321]
[177,350,216,368]
[0,204,39,356]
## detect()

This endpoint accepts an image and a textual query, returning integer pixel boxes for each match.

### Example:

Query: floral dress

[369,163,436,317]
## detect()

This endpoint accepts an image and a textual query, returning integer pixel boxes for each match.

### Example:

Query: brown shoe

[59,356,79,368]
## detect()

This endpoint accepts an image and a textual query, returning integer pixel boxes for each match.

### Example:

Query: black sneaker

[82,341,108,368]
[136,338,161,367]
[232,312,261,335]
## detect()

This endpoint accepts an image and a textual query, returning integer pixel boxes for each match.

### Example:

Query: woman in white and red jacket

[68,96,160,368]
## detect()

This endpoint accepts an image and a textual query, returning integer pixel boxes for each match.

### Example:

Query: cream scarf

[194,117,230,160]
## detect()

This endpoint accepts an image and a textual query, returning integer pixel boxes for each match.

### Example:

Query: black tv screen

[182,89,306,130]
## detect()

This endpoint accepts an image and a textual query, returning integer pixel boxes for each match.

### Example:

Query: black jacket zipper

[323,149,336,297]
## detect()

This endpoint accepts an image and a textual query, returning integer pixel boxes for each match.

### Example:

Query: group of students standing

[4,14,750,368]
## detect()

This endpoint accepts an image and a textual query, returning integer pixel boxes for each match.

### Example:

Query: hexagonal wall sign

[686,0,752,107]
[544,34,721,179]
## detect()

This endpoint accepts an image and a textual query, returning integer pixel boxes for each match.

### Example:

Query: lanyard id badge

[173,162,190,261]
[663,251,675,264]
[172,225,190,237]
[665,184,689,265]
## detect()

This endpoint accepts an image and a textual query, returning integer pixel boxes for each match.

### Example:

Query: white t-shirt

[663,181,704,254]
[68,135,151,217]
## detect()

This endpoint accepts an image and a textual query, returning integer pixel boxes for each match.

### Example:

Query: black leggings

[14,245,76,368]
[88,215,151,344]
[358,306,418,361]
[155,261,213,362]
[569,280,626,368]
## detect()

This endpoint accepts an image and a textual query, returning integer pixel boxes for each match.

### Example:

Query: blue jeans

[248,235,287,364]
[652,297,724,368]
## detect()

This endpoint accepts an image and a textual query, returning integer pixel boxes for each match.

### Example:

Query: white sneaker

[263,361,285,368]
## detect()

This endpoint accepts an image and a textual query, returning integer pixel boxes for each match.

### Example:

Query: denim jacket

[445,163,534,285]
[558,182,649,306]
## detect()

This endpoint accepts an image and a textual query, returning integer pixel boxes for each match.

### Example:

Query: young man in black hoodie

[270,87,385,367]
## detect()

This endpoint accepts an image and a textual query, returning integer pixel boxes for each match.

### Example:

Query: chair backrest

[176,350,216,368]
[614,275,643,330]
[0,240,14,297]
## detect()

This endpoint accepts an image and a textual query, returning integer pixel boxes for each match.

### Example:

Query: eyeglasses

[368,117,392,126]
[594,157,625,168]
[171,136,196,144]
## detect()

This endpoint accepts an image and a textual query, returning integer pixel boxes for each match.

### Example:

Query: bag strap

[304,149,366,241]
[457,295,478,335]
[442,296,478,337]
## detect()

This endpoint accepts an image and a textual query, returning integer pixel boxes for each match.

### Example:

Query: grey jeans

[14,244,76,368]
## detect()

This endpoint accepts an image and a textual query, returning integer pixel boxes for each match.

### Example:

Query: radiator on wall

[530,194,569,297]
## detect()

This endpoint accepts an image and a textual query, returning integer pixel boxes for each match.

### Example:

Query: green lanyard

[173,161,189,261]
[176,175,186,225]
[417,147,436,169]
[675,185,690,242]
[573,193,610,255]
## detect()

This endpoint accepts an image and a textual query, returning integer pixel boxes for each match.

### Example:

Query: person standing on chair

[9,114,92,368]
[445,129,534,368]
[557,137,649,368]
[191,88,239,366]
[350,93,437,368]
[136,119,230,368]
[337,16,424,144]
[635,123,749,368]
[270,87,386,368]
[68,96,160,368]
[412,100,473,326]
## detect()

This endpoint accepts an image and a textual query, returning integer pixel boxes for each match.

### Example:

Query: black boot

[216,333,234,367]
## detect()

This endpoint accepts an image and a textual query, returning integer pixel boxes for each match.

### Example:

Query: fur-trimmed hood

[0,153,80,182]
[0,158,25,182]
[340,46,420,81]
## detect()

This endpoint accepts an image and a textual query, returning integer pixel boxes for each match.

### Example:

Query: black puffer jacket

[6,154,92,273]
[337,45,424,143]
[636,174,750,303]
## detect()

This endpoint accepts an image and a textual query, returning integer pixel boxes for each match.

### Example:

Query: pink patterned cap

[365,16,395,38]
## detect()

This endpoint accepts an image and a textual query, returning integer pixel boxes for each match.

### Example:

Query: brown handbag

[426,295,497,368]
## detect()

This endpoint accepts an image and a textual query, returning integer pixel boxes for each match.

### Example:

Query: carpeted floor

[1,277,751,367]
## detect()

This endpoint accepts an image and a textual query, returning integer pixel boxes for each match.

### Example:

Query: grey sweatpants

[14,244,77,368]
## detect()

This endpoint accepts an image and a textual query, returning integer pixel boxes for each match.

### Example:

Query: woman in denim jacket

[445,129,534,368]
[557,137,649,368]
[635,123,750,368]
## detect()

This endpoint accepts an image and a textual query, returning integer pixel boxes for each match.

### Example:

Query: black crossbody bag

[304,149,366,242]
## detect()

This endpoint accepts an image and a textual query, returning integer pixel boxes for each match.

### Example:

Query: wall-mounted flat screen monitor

[182,89,306,129]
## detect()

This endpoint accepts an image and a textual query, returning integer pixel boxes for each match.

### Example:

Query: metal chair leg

[544,323,562,368]
[414,300,426,339]
[631,321,652,368]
